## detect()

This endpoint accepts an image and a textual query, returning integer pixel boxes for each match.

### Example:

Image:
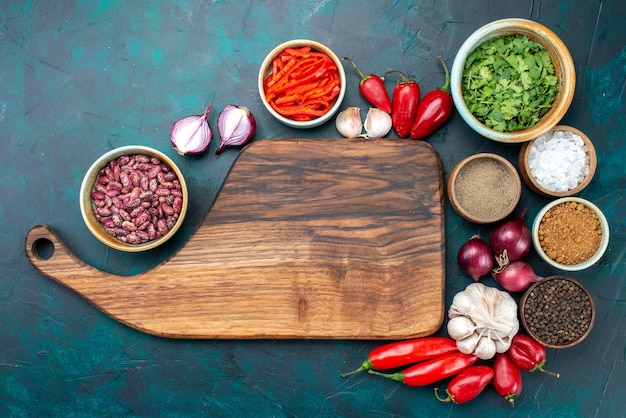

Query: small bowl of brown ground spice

[447,153,521,224]
[520,276,595,349]
[532,197,609,271]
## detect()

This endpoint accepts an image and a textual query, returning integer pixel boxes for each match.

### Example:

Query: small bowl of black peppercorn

[520,276,595,349]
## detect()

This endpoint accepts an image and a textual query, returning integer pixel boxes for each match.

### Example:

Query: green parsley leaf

[461,34,559,132]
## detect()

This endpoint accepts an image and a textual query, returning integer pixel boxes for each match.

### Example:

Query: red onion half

[457,235,495,281]
[490,210,531,265]
[170,104,213,155]
[216,105,256,156]
[493,260,542,292]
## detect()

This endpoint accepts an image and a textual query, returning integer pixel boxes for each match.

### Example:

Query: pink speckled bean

[91,153,184,245]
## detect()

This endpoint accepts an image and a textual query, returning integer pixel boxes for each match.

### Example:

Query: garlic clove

[446,315,476,340]
[361,107,392,139]
[455,331,480,355]
[474,336,497,360]
[494,335,513,353]
[335,107,363,138]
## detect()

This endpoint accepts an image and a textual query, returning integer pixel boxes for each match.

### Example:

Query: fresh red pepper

[434,365,494,404]
[509,334,560,378]
[264,46,341,122]
[493,352,523,408]
[341,337,458,377]
[342,57,392,114]
[368,352,478,387]
[409,56,453,140]
[382,70,421,138]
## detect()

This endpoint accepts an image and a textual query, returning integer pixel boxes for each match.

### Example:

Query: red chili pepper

[493,352,523,408]
[409,56,453,140]
[368,352,478,387]
[382,70,421,138]
[434,365,494,404]
[341,337,458,377]
[342,57,392,114]
[509,334,560,378]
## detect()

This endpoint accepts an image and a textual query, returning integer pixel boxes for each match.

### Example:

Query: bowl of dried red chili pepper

[258,39,346,128]
[450,18,576,143]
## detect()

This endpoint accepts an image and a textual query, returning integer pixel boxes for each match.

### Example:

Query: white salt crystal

[527,130,590,192]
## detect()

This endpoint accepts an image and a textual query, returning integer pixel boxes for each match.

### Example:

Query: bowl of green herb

[450,19,576,143]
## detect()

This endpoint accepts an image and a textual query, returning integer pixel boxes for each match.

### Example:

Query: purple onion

[170,104,213,155]
[216,105,256,156]
[457,235,495,280]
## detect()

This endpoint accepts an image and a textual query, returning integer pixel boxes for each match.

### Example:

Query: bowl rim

[257,39,346,129]
[532,197,610,271]
[79,145,188,252]
[520,275,595,349]
[450,18,576,143]
[519,125,597,197]
[447,152,521,224]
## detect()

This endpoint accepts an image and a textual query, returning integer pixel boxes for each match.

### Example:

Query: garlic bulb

[447,283,519,360]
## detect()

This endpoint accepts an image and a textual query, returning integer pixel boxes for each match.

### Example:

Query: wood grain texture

[25,138,446,339]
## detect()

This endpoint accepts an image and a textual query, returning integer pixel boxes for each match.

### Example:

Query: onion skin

[457,235,494,280]
[493,260,542,292]
[490,211,531,264]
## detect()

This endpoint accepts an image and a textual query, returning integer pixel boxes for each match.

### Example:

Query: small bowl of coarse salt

[519,125,597,197]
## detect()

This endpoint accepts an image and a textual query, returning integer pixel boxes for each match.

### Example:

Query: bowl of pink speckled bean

[79,145,188,252]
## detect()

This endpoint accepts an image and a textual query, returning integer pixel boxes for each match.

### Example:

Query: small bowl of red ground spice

[447,153,522,224]
[532,197,609,271]
[79,145,188,252]
[520,276,595,349]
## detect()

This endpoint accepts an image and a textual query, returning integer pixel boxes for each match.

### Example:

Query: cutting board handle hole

[31,238,54,260]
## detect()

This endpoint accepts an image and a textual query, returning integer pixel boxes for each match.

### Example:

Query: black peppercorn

[522,277,594,347]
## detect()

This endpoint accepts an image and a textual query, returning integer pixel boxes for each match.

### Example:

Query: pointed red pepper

[367,352,478,387]
[342,57,392,114]
[383,70,421,138]
[340,337,459,377]
[493,352,523,408]
[409,56,453,140]
[434,365,494,404]
[508,334,560,378]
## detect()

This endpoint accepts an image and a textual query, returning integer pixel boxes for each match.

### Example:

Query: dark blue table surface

[2,1,625,417]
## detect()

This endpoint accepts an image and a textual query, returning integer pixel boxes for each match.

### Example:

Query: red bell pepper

[341,337,458,377]
[509,334,560,378]
[434,365,494,404]
[383,70,421,138]
[343,57,392,114]
[264,46,341,122]
[409,56,453,140]
[368,352,478,387]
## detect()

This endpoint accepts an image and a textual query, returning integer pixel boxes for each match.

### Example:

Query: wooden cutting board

[25,138,446,339]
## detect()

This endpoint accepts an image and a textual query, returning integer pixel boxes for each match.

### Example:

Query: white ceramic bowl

[79,145,188,252]
[450,18,576,143]
[532,197,609,271]
[258,39,346,129]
